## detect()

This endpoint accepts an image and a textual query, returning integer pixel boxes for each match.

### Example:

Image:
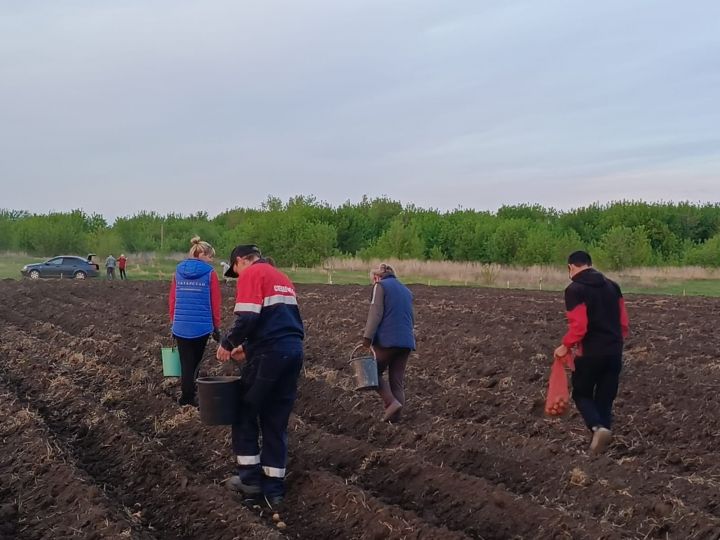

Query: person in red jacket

[216,244,304,507]
[118,254,128,280]
[554,251,629,454]
[169,237,222,406]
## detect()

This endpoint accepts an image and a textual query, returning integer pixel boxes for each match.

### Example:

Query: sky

[1,0,719,220]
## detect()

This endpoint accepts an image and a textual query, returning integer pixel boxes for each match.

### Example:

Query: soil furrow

[3,280,720,539]
[0,329,277,540]
[0,386,155,540]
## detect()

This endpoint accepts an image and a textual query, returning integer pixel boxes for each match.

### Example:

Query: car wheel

[74,271,87,280]
[29,270,40,280]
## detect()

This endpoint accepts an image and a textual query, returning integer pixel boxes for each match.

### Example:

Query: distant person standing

[105,254,117,280]
[220,261,231,284]
[554,251,629,454]
[363,263,416,423]
[118,254,128,280]
[169,237,222,406]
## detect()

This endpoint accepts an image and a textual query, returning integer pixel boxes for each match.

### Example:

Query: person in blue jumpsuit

[216,244,304,506]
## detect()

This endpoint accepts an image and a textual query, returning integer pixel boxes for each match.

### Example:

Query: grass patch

[3,251,720,297]
[0,254,45,279]
[0,253,185,281]
[284,268,462,287]
[624,280,720,297]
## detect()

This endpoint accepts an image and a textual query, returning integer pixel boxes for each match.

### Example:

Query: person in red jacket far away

[118,254,128,280]
[554,250,629,455]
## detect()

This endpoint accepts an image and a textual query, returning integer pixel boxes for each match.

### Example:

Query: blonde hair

[189,236,215,259]
[371,263,396,278]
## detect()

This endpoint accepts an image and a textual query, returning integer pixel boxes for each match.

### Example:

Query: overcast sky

[1,0,719,220]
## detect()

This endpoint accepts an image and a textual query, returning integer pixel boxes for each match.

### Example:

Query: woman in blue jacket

[362,264,416,422]
[169,237,222,406]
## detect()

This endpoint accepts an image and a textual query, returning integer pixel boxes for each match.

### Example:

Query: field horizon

[2,251,720,297]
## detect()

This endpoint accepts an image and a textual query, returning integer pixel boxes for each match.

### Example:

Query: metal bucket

[349,345,378,391]
[197,376,242,425]
[161,346,181,377]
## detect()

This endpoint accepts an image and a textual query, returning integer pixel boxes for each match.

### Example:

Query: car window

[47,258,63,266]
[63,257,82,265]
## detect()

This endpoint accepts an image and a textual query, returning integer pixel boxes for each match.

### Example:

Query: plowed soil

[1,279,720,539]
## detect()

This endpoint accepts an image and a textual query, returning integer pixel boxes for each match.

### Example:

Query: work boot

[227,475,262,496]
[177,395,197,407]
[382,400,403,422]
[590,427,612,454]
[264,494,285,508]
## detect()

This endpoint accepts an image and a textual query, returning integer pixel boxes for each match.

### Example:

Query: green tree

[516,226,567,265]
[597,226,653,270]
[685,234,720,267]
[447,211,496,261]
[487,220,531,264]
[87,229,124,257]
[13,211,89,255]
[113,212,165,252]
[361,218,424,260]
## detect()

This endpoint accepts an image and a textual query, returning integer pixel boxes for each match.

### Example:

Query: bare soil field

[1,279,720,539]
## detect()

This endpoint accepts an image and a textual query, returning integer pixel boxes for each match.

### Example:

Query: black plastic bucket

[197,376,242,425]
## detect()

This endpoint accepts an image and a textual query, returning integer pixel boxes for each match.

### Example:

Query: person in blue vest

[362,263,416,423]
[169,236,222,406]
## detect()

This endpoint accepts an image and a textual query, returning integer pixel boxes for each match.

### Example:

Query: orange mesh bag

[545,354,574,417]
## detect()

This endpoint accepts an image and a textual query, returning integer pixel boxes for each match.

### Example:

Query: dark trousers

[232,347,303,498]
[174,335,209,403]
[374,346,410,408]
[571,354,622,431]
[106,268,115,280]
[119,268,127,279]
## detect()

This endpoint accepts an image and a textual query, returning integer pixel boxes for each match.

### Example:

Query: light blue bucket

[161,346,181,377]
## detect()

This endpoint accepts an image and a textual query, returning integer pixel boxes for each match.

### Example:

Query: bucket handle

[349,343,374,364]
[193,341,219,382]
[194,336,243,382]
[168,332,177,350]
[193,353,207,383]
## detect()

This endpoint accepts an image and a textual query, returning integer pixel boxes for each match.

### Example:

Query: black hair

[567,250,592,266]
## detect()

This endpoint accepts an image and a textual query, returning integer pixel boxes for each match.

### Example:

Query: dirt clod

[569,467,591,487]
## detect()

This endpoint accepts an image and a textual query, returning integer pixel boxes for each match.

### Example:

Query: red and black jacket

[221,260,304,354]
[563,268,629,357]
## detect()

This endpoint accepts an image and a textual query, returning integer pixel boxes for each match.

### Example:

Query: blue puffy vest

[172,259,214,339]
[374,276,416,350]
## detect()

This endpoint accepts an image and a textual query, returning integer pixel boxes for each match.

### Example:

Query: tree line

[2,197,720,269]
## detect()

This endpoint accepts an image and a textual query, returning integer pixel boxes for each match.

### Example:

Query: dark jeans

[106,268,115,280]
[119,268,127,279]
[232,347,304,499]
[571,354,622,431]
[174,335,209,403]
[374,346,410,409]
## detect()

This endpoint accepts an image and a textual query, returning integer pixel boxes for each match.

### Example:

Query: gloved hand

[362,337,372,348]
[212,328,221,342]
